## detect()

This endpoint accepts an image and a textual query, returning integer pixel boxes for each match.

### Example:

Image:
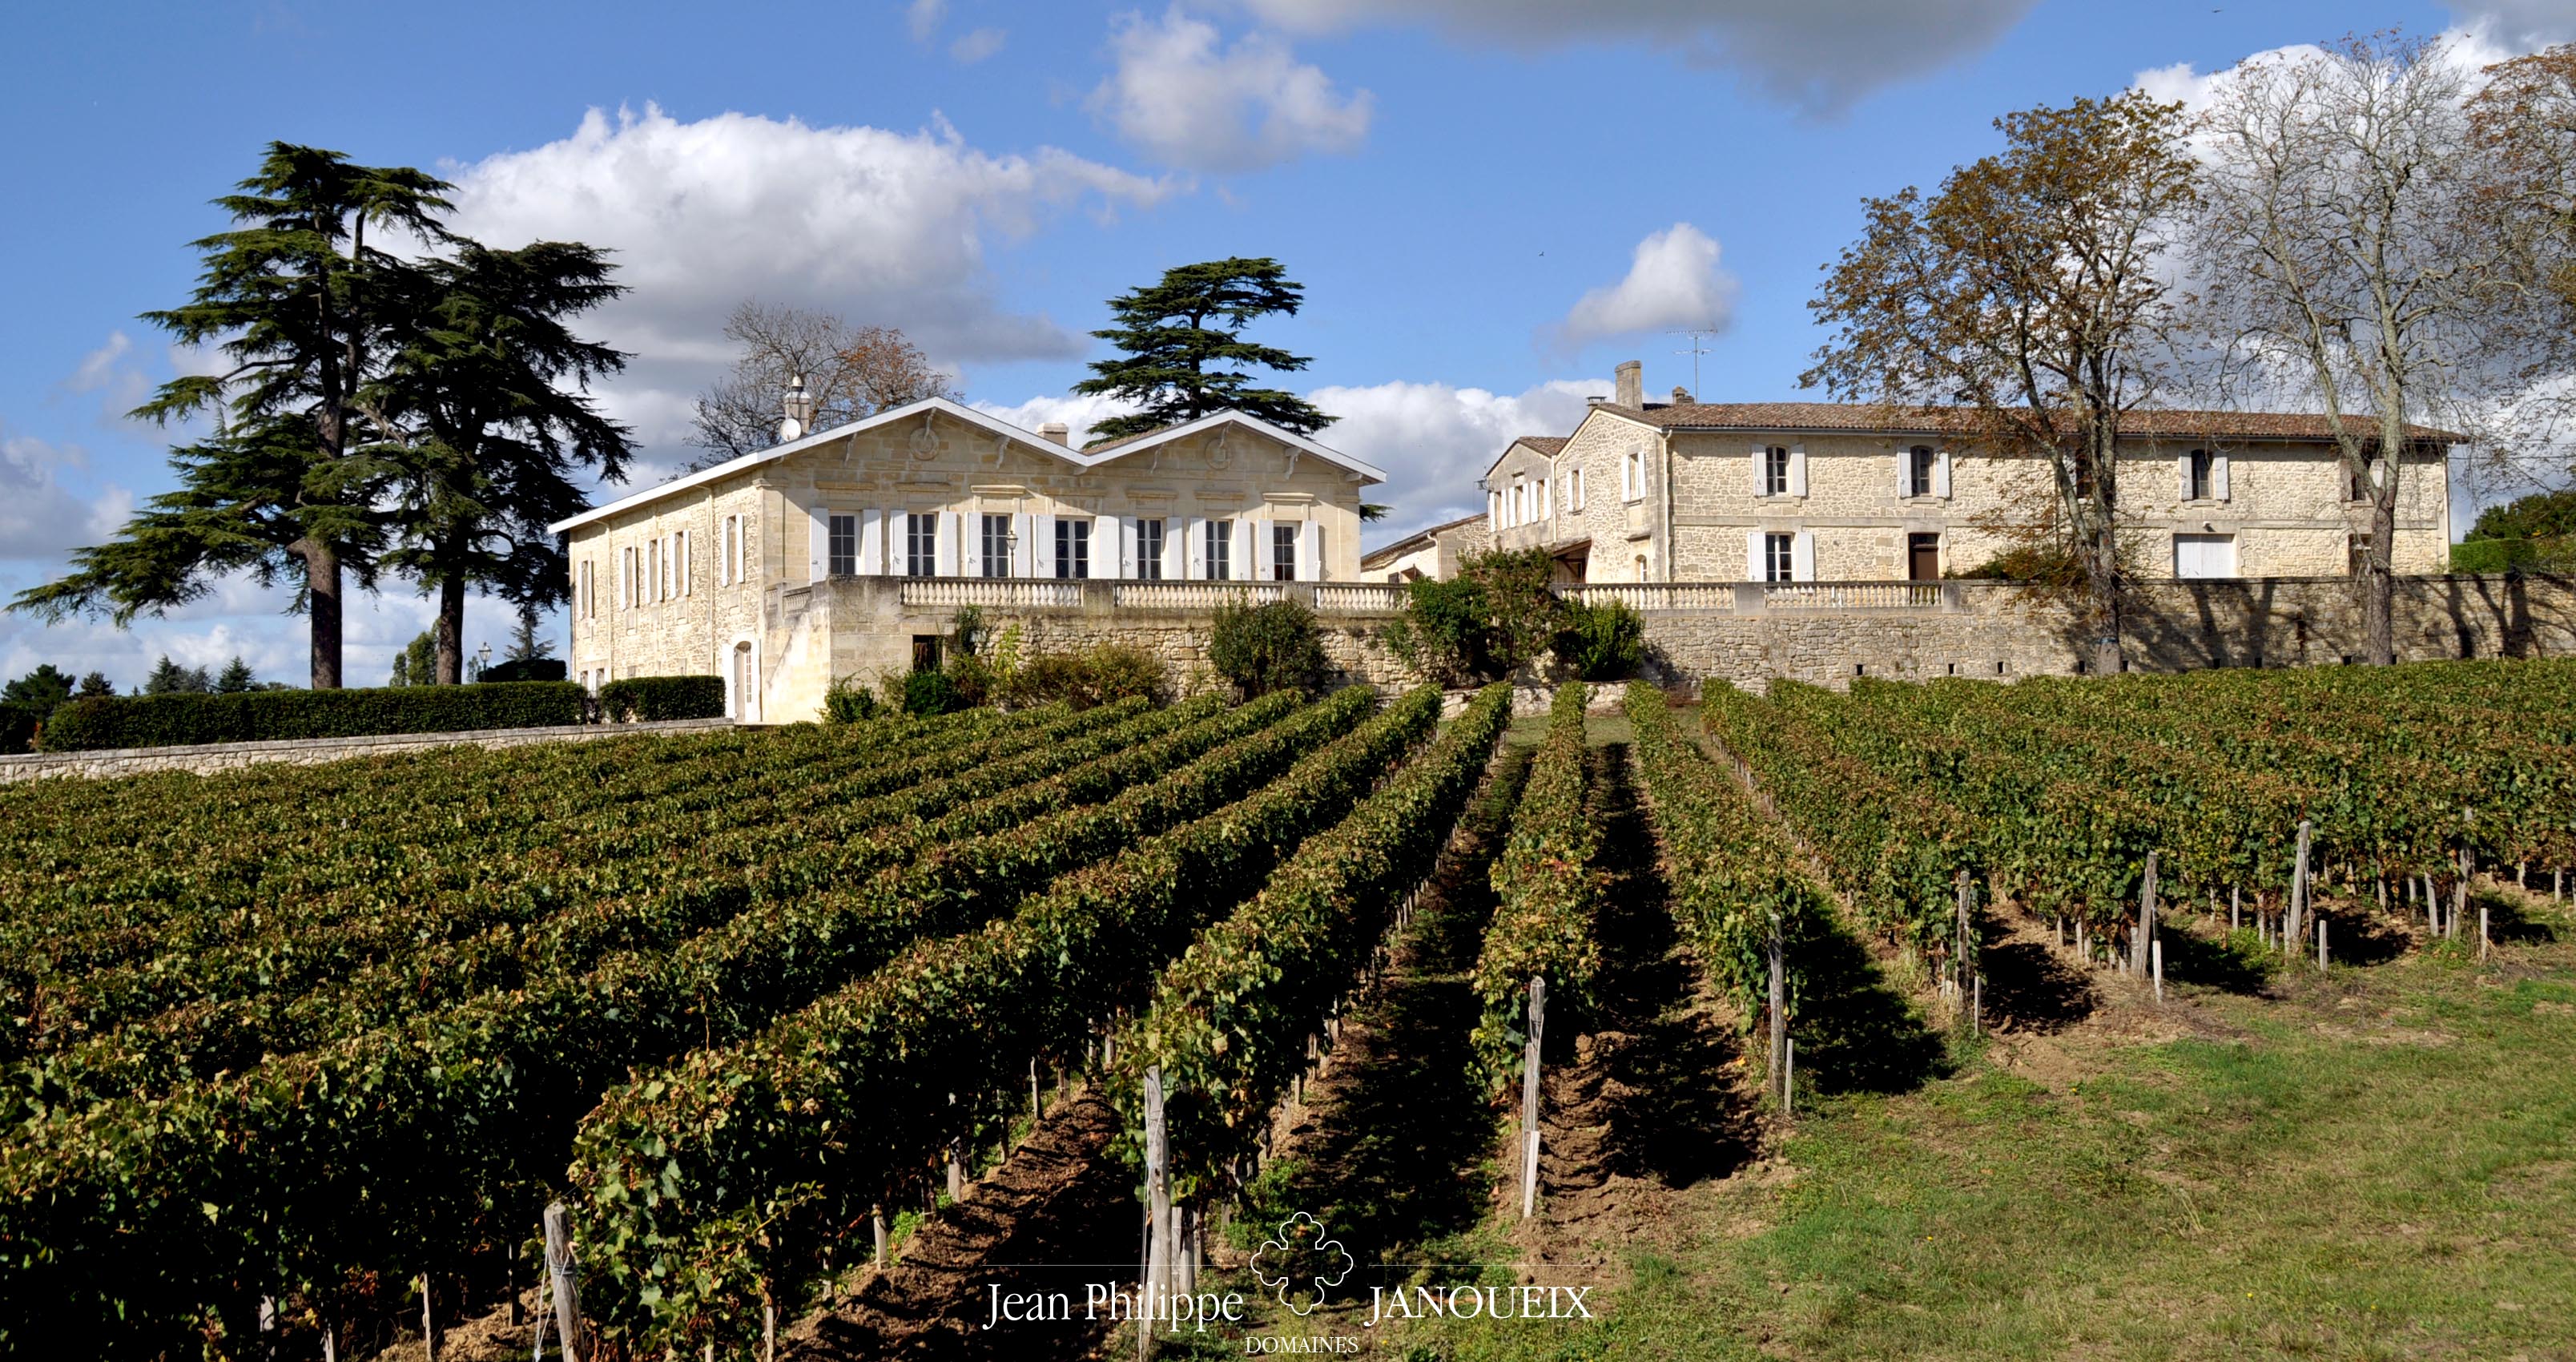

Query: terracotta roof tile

[1596,401,2462,444]
[1361,511,1489,567]
[1514,436,1569,456]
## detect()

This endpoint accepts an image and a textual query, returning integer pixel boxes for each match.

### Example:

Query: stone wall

[0,717,735,786]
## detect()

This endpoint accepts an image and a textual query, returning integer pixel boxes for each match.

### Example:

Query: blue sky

[1,0,2560,687]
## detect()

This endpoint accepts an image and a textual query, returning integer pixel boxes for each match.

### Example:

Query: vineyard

[2,658,2573,1360]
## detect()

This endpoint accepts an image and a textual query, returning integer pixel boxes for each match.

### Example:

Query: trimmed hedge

[1,701,39,756]
[477,657,568,683]
[598,674,729,723]
[38,682,587,752]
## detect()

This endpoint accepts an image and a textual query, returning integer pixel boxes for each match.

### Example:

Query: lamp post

[473,641,492,683]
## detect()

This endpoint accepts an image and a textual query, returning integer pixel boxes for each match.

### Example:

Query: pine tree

[3,664,75,715]
[74,671,114,699]
[7,143,453,687]
[505,610,555,662]
[1071,257,1334,445]
[214,656,257,693]
[143,656,214,695]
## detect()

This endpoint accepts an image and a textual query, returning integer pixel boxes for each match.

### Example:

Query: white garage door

[2173,533,2237,579]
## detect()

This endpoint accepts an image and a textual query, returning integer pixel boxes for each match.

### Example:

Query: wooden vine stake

[2151,937,2164,1005]
[1141,1066,1169,1362]
[2135,851,2159,980]
[542,1202,582,1362]
[1766,927,1787,1094]
[2291,820,2312,949]
[1521,976,1547,1219]
[421,1275,439,1362]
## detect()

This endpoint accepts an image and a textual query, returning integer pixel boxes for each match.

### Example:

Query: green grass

[1376,941,2576,1361]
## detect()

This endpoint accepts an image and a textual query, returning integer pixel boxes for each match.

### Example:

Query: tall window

[1137,518,1165,580]
[2188,449,2215,502]
[980,514,1012,578]
[827,514,856,577]
[2349,449,2382,502]
[1572,466,1585,510]
[1055,518,1091,578]
[1764,532,1795,582]
[1909,445,1937,498]
[1273,523,1298,580]
[578,560,593,619]
[1762,447,1792,498]
[906,513,937,578]
[621,546,634,608]
[1206,519,1234,581]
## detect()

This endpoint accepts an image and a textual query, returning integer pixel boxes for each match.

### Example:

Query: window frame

[1055,518,1091,579]
[906,512,937,578]
[1272,522,1297,581]
[1764,531,1796,583]
[1762,446,1792,499]
[1908,445,1937,498]
[980,513,1012,579]
[2188,449,2214,502]
[1206,518,1234,582]
[1137,518,1165,581]
[827,514,857,578]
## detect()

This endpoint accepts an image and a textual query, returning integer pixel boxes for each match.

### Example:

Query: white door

[2172,533,2236,579]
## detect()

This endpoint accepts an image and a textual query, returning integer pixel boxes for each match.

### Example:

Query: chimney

[778,373,815,443]
[1613,360,1643,409]
[1039,421,1069,446]
[1672,385,1693,406]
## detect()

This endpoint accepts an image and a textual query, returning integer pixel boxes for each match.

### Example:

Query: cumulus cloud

[441,104,1174,453]
[0,426,120,561]
[1547,224,1738,354]
[1309,378,1599,535]
[1228,0,2037,115]
[61,331,151,422]
[2450,2,2576,46]
[968,392,1141,447]
[1089,8,1374,171]
[907,0,944,42]
[951,26,1008,62]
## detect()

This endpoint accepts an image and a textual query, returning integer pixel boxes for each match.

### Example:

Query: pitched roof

[1360,511,1489,569]
[1588,401,2463,444]
[547,400,1383,534]
[1514,436,1569,456]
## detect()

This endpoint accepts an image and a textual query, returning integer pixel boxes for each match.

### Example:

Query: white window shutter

[1745,530,1764,582]
[1934,449,1954,499]
[682,531,693,595]
[1896,449,1911,499]
[1097,514,1124,578]
[936,512,960,576]
[1185,517,1205,579]
[1236,518,1257,580]
[1789,445,1809,498]
[1159,519,1182,580]
[1749,445,1765,498]
[2212,453,2230,502]
[618,548,630,608]
[859,510,883,575]
[1030,513,1053,575]
[2178,453,2193,502]
[808,506,827,582]
[1792,530,1817,582]
[1299,520,1322,581]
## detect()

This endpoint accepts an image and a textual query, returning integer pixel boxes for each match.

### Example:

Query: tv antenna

[1668,328,1720,401]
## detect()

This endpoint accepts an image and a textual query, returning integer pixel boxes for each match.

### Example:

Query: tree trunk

[2365,475,2397,666]
[297,539,344,690]
[436,570,466,686]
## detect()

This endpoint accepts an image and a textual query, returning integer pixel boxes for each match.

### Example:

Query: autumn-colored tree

[1807,92,2197,675]
[685,304,958,469]
[2467,44,2576,498]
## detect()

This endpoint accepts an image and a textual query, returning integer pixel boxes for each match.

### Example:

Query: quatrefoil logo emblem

[1248,1211,1353,1316]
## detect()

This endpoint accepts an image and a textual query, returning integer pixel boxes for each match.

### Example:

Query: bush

[996,644,1169,710]
[900,668,964,716]
[0,701,38,756]
[2450,536,2575,573]
[38,682,587,752]
[1552,597,1645,681]
[477,657,568,684]
[597,675,729,723]
[1386,547,1562,686]
[823,673,881,724]
[1210,598,1329,697]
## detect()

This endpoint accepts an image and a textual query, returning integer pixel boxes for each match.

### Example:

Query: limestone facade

[552,401,1386,723]
[1471,366,2454,586]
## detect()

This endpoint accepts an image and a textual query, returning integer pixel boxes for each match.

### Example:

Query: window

[1908,445,1937,498]
[1764,532,1795,582]
[1487,490,1500,530]
[621,546,634,608]
[1762,446,1792,498]
[579,559,593,619]
[1572,466,1585,511]
[906,513,937,578]
[2349,448,2383,502]
[1206,519,1234,581]
[827,515,855,578]
[1624,448,1648,502]
[2187,449,2215,502]
[911,635,943,672]
[1055,518,1091,579]
[1273,523,1298,581]
[1137,518,1165,580]
[1634,554,1648,580]
[679,530,692,596]
[980,514,1012,578]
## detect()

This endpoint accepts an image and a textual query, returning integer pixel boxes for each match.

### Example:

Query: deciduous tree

[1806,93,2196,675]
[684,304,957,470]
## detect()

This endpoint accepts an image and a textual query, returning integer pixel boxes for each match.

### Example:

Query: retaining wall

[0,717,735,786]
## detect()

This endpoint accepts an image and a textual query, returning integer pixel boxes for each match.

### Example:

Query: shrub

[1386,547,1562,686]
[1552,597,1644,681]
[998,644,1169,710]
[940,651,994,708]
[0,702,38,756]
[598,675,729,723]
[901,668,964,715]
[822,673,881,724]
[38,682,587,752]
[1210,598,1328,697]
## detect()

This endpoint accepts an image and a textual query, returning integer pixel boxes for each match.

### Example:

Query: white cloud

[61,331,151,422]
[951,26,1008,62]
[968,392,1141,447]
[1307,378,1599,535]
[1089,8,1373,171]
[1229,0,2038,115]
[441,104,1175,455]
[907,0,945,42]
[2450,2,2576,46]
[0,427,119,562]
[1548,224,1738,353]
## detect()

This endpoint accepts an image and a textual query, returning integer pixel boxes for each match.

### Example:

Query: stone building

[548,397,1386,723]
[1358,511,1494,582]
[1475,360,2455,585]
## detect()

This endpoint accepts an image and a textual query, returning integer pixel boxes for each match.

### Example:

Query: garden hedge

[38,682,588,752]
[598,675,729,723]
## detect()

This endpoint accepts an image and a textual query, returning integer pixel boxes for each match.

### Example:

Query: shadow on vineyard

[1239,746,1530,1276]
[1972,923,2100,1032]
[1785,904,1949,1098]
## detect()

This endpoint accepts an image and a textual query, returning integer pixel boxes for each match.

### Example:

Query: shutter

[1750,445,1766,498]
[1161,518,1185,581]
[1034,514,1057,577]
[1098,514,1125,578]
[859,510,884,576]
[1896,449,1912,499]
[1745,530,1764,582]
[1300,519,1322,582]
[1934,449,1954,499]
[1185,518,1205,579]
[2178,453,2194,502]
[1238,518,1258,581]
[682,530,693,595]
[808,506,827,582]
[1788,445,1809,498]
[936,512,960,577]
[1792,530,1817,582]
[2212,453,2230,502]
[618,548,630,608]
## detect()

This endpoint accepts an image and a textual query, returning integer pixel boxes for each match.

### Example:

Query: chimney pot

[1672,385,1693,406]
[1039,421,1069,446]
[1613,360,1643,409]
